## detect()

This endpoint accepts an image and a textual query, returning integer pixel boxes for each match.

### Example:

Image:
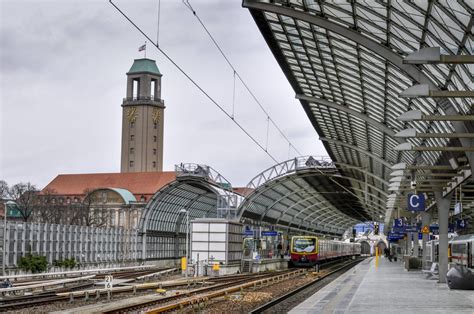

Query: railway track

[102,269,305,313]
[249,258,366,313]
[0,268,176,311]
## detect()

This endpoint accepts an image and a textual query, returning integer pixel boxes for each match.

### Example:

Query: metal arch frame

[320,137,393,168]
[332,175,388,197]
[334,162,389,186]
[173,192,211,235]
[256,180,313,221]
[242,0,438,88]
[313,213,356,231]
[257,188,311,221]
[296,94,402,142]
[239,169,366,235]
[244,155,335,191]
[244,0,473,209]
[273,196,328,224]
[141,177,242,234]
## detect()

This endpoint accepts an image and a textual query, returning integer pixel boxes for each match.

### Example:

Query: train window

[293,238,316,253]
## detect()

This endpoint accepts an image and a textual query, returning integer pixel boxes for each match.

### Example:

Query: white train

[427,234,474,269]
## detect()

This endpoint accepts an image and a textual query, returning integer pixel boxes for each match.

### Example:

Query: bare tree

[73,189,110,227]
[0,180,8,199]
[34,188,67,224]
[8,182,39,222]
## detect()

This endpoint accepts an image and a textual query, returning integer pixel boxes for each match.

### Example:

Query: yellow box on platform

[212,263,220,271]
[181,257,187,270]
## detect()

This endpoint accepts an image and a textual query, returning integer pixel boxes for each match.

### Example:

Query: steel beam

[296,94,401,142]
[320,137,392,168]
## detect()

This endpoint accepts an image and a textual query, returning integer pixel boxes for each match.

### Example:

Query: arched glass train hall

[1,1,473,312]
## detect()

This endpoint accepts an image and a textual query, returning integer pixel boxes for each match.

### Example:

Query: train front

[290,236,318,266]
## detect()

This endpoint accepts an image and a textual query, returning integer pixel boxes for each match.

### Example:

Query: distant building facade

[40,172,175,229]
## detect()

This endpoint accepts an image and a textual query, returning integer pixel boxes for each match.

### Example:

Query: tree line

[1,180,110,227]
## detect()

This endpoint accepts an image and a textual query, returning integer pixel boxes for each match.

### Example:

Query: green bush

[18,254,48,273]
[52,258,77,269]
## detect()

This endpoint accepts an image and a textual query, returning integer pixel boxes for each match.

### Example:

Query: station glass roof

[244,0,473,224]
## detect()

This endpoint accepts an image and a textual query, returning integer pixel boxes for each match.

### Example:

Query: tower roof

[127,58,161,76]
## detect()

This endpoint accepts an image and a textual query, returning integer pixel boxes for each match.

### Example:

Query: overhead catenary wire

[108,0,278,164]
[182,0,303,156]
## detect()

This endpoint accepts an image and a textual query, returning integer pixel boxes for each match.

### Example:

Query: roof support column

[411,217,419,257]
[435,191,451,284]
[421,211,431,270]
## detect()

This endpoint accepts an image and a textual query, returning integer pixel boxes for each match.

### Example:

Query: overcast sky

[0,0,328,189]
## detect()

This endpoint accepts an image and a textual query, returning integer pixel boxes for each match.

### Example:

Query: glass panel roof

[245,0,472,225]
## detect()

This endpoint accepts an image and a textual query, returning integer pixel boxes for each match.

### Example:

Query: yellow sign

[181,257,187,270]
[422,225,429,234]
[212,263,220,271]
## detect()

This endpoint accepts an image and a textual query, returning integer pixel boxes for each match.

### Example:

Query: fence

[0,221,140,268]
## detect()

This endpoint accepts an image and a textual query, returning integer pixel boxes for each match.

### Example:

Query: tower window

[130,148,134,154]
[130,161,134,167]
[152,161,156,168]
[132,79,140,100]
[154,122,157,129]
[153,136,157,142]
[150,79,156,99]
[153,148,157,155]
[130,135,135,141]
[130,122,135,128]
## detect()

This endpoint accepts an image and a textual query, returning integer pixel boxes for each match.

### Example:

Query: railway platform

[290,257,474,314]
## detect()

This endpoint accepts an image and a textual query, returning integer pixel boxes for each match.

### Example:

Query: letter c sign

[407,193,425,212]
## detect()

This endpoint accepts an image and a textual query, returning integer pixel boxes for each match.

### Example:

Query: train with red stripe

[290,236,361,267]
[427,234,474,269]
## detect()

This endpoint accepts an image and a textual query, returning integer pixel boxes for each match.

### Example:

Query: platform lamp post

[179,208,189,283]
[2,203,7,276]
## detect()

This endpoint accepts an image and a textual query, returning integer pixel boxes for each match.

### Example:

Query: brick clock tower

[121,59,164,172]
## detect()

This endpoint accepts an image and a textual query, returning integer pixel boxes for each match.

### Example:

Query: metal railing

[175,163,233,191]
[123,96,161,102]
[246,156,334,189]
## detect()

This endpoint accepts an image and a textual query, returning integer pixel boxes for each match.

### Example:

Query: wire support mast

[109,0,278,163]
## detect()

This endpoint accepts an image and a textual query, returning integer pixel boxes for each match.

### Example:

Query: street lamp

[2,202,8,276]
[179,208,189,281]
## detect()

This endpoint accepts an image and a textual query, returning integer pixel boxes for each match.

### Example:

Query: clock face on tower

[152,108,160,124]
[127,107,138,122]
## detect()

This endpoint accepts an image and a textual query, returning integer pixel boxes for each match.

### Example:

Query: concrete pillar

[411,218,419,257]
[435,191,451,284]
[421,211,431,269]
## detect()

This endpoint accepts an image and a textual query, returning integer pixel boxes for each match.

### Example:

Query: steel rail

[249,258,366,313]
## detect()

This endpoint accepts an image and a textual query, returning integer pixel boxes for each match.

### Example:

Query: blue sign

[261,231,278,237]
[243,229,253,236]
[393,218,404,228]
[392,225,419,234]
[456,219,467,230]
[407,193,425,212]
[428,224,455,234]
[387,232,404,242]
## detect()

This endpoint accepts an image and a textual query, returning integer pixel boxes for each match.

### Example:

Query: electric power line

[182,0,303,156]
[109,0,278,163]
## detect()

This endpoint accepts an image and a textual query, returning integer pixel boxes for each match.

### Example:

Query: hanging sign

[421,225,429,234]
[456,219,467,230]
[393,218,404,228]
[407,193,425,212]
[454,203,463,215]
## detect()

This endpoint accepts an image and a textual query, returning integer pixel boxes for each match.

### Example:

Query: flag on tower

[138,43,146,52]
